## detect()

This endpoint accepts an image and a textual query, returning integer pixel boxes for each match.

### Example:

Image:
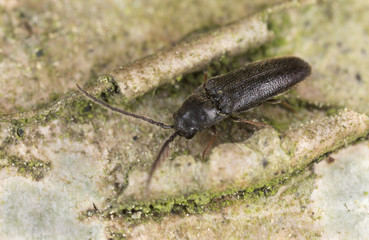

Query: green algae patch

[109,109,369,218]
[3,0,362,239]
[1,0,368,238]
[109,161,313,222]
[3,154,52,181]
[1,75,117,126]
[102,109,369,217]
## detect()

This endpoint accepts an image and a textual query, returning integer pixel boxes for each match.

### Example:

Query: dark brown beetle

[77,56,311,190]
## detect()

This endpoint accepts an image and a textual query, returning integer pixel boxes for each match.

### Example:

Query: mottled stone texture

[1,0,369,239]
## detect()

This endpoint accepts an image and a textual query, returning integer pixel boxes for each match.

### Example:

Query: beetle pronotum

[77,56,311,191]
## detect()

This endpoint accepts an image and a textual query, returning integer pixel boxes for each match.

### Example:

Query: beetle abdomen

[205,57,311,115]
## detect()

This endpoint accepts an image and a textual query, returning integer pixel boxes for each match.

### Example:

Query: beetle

[77,56,311,191]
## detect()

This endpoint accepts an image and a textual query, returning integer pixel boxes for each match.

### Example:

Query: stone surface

[312,143,369,239]
[0,0,369,239]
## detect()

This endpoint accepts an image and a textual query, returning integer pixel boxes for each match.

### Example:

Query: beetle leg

[230,116,268,128]
[203,71,209,93]
[267,98,296,113]
[280,101,296,113]
[266,98,282,104]
[202,125,217,161]
[203,71,208,85]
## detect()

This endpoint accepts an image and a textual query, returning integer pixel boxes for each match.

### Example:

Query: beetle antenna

[76,84,173,129]
[146,132,178,194]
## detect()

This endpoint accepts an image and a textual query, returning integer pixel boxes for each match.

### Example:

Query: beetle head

[173,111,199,139]
[173,93,223,139]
